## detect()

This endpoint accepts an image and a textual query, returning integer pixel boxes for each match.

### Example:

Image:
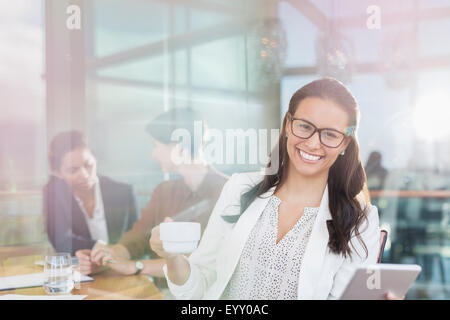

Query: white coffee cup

[159,222,201,254]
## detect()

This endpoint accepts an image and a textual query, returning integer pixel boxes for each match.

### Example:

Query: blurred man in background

[76,108,228,290]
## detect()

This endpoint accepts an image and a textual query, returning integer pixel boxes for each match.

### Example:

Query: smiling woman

[236,78,370,258]
[149,78,386,300]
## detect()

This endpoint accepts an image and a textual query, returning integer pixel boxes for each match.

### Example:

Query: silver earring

[340,150,345,156]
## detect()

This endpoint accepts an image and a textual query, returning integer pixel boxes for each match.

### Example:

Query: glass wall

[1,0,449,300]
[0,0,47,246]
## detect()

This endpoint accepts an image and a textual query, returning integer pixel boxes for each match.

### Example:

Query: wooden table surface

[0,245,163,300]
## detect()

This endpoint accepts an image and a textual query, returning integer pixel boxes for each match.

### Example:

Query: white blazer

[163,172,380,300]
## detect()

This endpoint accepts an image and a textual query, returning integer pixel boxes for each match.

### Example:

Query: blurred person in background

[365,151,388,190]
[44,131,138,257]
[364,151,389,222]
[77,108,228,287]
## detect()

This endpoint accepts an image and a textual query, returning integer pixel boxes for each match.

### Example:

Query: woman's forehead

[61,148,94,166]
[293,97,350,130]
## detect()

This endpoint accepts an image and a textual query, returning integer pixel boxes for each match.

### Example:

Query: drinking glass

[43,253,74,295]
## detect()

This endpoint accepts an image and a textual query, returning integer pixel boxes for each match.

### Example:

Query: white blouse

[221,195,319,300]
[74,178,109,244]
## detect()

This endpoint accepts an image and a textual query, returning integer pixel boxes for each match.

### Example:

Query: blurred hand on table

[75,249,103,275]
[75,242,130,275]
[98,250,137,276]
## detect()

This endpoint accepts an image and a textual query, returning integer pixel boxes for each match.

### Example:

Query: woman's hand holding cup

[150,217,201,259]
[150,217,200,286]
[149,217,178,259]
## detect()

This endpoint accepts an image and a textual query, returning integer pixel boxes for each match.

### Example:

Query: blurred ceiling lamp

[380,30,415,89]
[315,30,355,83]
[250,18,287,86]
[412,94,450,142]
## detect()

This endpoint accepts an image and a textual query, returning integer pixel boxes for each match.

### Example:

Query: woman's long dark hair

[223,77,370,259]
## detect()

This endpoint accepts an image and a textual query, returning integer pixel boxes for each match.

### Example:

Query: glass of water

[43,253,74,295]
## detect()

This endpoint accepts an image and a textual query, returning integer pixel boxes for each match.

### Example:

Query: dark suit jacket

[43,175,138,255]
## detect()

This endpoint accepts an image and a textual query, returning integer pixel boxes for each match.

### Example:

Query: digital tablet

[339,263,422,300]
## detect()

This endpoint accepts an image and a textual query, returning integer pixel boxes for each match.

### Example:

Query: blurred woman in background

[44,130,138,256]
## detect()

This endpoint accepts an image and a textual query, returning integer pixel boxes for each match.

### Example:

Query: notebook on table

[0,272,94,291]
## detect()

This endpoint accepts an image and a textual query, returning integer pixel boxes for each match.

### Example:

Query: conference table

[0,244,163,300]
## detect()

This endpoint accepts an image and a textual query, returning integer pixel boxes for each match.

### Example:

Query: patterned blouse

[221,195,319,300]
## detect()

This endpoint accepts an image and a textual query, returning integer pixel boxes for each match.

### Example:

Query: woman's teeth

[299,149,323,161]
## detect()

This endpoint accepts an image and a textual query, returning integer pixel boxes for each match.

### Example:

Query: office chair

[377,229,388,263]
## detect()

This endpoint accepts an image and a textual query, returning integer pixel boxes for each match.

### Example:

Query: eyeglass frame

[286,113,356,148]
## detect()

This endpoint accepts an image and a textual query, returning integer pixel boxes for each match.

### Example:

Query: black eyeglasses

[287,113,353,148]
